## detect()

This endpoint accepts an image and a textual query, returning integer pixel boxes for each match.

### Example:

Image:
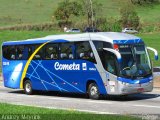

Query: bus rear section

[2,45,27,89]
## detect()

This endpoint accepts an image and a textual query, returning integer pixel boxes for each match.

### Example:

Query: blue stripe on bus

[117,76,153,84]
[113,39,143,44]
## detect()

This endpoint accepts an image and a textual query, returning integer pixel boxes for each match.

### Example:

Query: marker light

[114,44,119,51]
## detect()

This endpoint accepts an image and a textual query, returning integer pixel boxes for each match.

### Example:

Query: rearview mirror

[147,47,158,60]
[103,48,122,63]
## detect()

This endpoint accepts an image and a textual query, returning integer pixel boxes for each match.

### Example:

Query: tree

[54,0,82,26]
[120,5,140,29]
[79,0,103,27]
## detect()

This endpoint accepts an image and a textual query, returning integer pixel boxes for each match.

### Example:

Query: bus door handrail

[103,48,122,63]
[147,47,158,60]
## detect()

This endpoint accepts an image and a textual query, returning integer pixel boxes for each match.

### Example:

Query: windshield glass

[118,44,152,79]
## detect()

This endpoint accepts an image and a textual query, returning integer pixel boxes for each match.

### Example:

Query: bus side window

[21,45,33,60]
[33,45,44,60]
[45,44,58,60]
[93,41,112,64]
[10,46,16,60]
[2,46,11,60]
[76,41,96,63]
[3,46,16,60]
[27,46,33,59]
[60,43,75,60]
[3,45,30,60]
[16,46,24,60]
[103,51,117,75]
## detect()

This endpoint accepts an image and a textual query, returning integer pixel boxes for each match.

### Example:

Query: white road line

[153,89,160,92]
[72,109,117,115]
[133,105,160,109]
[1,93,113,105]
[87,100,112,104]
[15,94,112,104]
[15,94,71,101]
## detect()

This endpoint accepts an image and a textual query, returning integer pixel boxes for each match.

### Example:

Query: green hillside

[0,0,160,27]
[0,0,63,27]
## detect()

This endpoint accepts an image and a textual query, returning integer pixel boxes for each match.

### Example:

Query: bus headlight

[121,82,129,86]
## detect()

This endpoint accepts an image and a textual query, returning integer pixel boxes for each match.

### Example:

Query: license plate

[137,88,144,92]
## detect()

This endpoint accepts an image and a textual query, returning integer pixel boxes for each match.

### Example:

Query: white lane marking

[153,89,160,92]
[133,105,160,109]
[15,94,71,101]
[87,100,112,104]
[4,102,117,115]
[17,94,112,104]
[71,109,117,115]
[48,97,71,101]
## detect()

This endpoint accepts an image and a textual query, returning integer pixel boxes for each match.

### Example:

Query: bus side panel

[25,60,107,94]
[2,59,26,89]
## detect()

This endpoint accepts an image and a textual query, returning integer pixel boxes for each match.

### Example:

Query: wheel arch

[22,77,30,89]
[86,78,107,95]
[86,79,97,93]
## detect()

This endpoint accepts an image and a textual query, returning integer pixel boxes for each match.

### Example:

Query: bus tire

[88,83,100,100]
[24,80,33,95]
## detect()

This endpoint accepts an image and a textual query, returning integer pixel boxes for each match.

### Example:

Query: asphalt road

[0,81,160,117]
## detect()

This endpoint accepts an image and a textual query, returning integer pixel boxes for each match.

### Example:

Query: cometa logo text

[54,62,80,70]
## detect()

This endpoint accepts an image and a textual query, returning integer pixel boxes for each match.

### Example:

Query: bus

[1,32,158,99]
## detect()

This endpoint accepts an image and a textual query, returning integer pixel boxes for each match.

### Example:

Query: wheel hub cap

[25,83,31,93]
[90,86,97,96]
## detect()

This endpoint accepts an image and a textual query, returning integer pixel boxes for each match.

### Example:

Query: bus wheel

[24,80,33,95]
[88,83,100,100]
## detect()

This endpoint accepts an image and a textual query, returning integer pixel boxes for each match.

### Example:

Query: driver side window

[103,51,117,75]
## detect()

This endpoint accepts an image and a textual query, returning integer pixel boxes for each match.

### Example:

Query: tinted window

[45,44,58,60]
[76,41,96,63]
[60,43,75,60]
[33,44,44,60]
[93,41,112,51]
[93,41,112,64]
[102,51,117,75]
[20,45,33,60]
[3,46,16,60]
[16,45,25,60]
[3,45,33,60]
[27,46,33,59]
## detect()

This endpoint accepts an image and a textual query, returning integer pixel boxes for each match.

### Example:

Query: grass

[136,3,160,23]
[0,103,138,120]
[0,0,63,27]
[0,0,160,27]
[0,30,63,44]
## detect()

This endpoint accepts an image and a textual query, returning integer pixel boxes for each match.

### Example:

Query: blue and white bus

[2,32,158,99]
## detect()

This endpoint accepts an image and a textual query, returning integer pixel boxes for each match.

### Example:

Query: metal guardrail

[153,67,160,76]
[154,67,160,72]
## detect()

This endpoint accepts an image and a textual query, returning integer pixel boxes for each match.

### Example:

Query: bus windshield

[118,44,152,79]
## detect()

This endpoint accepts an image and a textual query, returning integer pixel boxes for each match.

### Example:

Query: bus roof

[2,32,143,45]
